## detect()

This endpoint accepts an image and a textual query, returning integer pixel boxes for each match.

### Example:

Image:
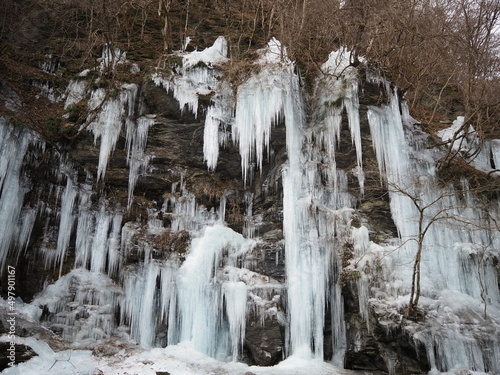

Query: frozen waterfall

[1,36,499,375]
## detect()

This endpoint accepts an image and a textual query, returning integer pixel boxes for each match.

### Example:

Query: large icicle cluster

[175,225,253,359]
[197,37,352,361]
[152,36,228,118]
[315,48,365,193]
[153,37,297,184]
[354,77,500,373]
[86,85,134,181]
[0,118,41,272]
[0,115,278,364]
[152,37,234,173]
[231,38,296,184]
[31,269,122,345]
[124,36,355,364]
[63,46,153,206]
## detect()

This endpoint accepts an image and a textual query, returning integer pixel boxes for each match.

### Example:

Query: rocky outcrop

[0,305,69,371]
[342,285,430,374]
[244,314,284,366]
[0,343,36,371]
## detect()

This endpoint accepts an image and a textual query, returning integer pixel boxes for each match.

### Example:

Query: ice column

[203,84,234,171]
[282,47,357,361]
[175,225,251,359]
[223,281,248,362]
[55,177,78,277]
[121,261,164,348]
[74,184,94,270]
[0,118,37,272]
[125,116,155,208]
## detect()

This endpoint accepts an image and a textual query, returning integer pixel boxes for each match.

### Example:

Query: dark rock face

[252,241,286,284]
[0,343,37,371]
[342,282,430,375]
[0,305,70,371]
[244,315,284,366]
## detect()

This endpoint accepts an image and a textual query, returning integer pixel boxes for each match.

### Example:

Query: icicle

[126,115,154,208]
[107,211,123,276]
[86,84,138,181]
[352,226,372,326]
[74,184,94,269]
[203,105,222,171]
[90,206,112,274]
[0,118,37,272]
[76,198,122,275]
[330,283,346,366]
[40,54,60,74]
[218,191,227,223]
[121,261,160,348]
[55,176,78,277]
[202,82,234,171]
[120,221,139,261]
[16,207,37,256]
[152,37,228,118]
[64,79,88,109]
[160,264,178,338]
[99,45,127,75]
[243,192,256,238]
[223,281,248,362]
[166,189,219,232]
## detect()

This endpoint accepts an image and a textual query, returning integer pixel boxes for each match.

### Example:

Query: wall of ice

[357,79,500,373]
[154,38,351,362]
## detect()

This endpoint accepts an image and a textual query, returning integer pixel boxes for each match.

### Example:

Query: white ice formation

[0,35,499,375]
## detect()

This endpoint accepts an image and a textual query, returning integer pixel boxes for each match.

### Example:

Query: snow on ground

[95,342,359,375]
[3,333,499,375]
[1,339,358,375]
[0,299,353,375]
[0,336,95,375]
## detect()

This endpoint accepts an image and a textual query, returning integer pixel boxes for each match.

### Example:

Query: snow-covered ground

[2,335,496,375]
[1,336,357,375]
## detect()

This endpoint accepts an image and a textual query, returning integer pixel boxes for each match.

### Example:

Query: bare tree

[388,179,499,316]
[158,0,173,54]
[388,183,458,314]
